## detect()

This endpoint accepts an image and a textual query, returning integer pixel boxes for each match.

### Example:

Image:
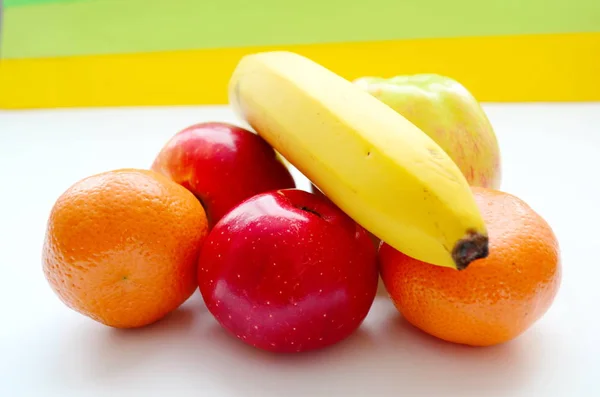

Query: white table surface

[1,103,599,396]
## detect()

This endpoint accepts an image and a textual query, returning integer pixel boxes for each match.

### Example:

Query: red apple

[197,188,378,353]
[151,122,296,227]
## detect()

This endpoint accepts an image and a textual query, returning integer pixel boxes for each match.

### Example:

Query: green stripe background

[3,0,600,59]
[5,0,85,6]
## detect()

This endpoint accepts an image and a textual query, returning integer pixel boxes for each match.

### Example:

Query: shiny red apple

[151,122,296,227]
[197,188,378,353]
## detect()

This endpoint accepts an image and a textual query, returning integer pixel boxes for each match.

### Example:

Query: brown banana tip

[452,230,489,271]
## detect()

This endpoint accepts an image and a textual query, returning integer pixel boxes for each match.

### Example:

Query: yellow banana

[228,51,489,270]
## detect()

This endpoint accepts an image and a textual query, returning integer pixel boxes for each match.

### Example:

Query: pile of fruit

[42,51,561,353]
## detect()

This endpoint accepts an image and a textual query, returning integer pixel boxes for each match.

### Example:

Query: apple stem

[299,206,322,218]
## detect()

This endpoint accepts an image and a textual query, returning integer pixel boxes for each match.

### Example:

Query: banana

[228,51,489,270]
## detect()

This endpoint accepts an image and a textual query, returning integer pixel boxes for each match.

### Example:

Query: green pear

[354,74,502,189]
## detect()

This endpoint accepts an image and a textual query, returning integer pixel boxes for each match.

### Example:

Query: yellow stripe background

[1,33,599,109]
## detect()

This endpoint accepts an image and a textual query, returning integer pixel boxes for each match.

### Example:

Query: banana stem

[452,231,489,270]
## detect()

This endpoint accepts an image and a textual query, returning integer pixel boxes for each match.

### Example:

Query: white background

[1,103,599,396]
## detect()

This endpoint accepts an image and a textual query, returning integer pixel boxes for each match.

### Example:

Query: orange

[42,169,209,328]
[379,186,561,346]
